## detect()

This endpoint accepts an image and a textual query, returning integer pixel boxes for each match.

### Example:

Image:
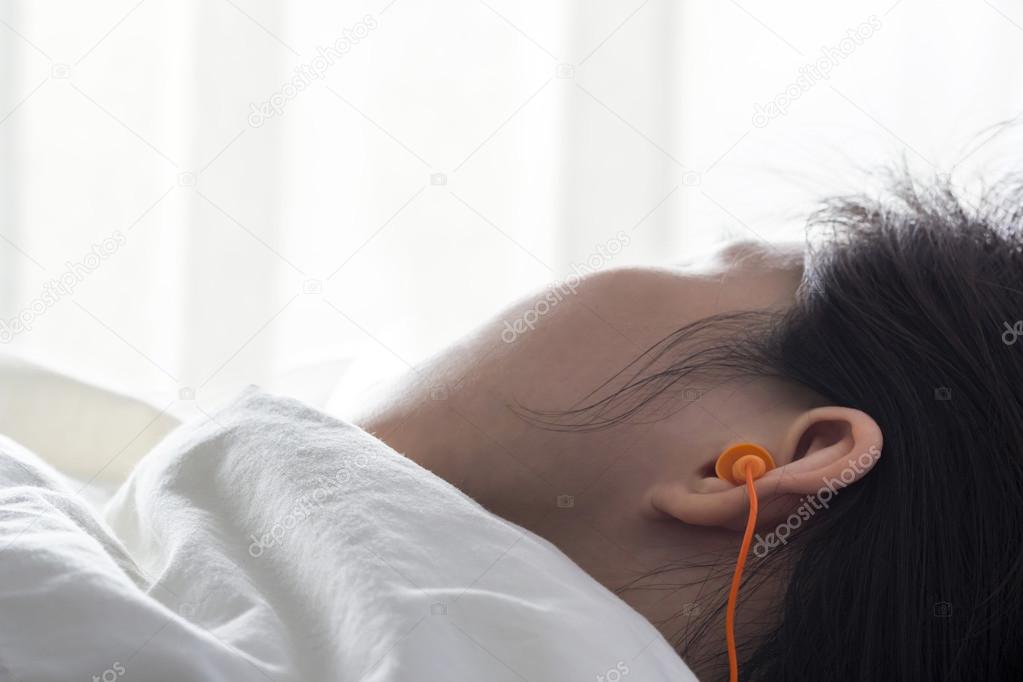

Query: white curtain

[2,0,1021,415]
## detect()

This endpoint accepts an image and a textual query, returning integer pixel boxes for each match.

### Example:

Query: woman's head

[742,175,1023,680]
[358,173,1023,680]
[544,174,1023,680]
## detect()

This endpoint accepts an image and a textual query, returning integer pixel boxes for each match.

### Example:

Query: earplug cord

[726,462,759,682]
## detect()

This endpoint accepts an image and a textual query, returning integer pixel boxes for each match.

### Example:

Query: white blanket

[0,388,697,681]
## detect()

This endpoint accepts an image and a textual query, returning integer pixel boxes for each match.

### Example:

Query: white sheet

[0,387,698,681]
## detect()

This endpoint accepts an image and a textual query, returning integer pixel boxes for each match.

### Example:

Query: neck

[357,379,741,668]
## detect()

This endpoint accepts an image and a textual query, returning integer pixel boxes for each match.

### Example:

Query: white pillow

[0,353,179,486]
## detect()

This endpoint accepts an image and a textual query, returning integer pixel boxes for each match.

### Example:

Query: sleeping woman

[1,174,1019,681]
[356,174,1023,680]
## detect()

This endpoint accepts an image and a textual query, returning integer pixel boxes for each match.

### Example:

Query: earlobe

[648,475,776,527]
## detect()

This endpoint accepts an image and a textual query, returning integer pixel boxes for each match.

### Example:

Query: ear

[648,406,882,528]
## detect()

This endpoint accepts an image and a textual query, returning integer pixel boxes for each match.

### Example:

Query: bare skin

[355,241,883,677]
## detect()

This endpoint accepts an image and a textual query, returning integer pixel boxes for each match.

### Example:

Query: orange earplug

[715,442,776,484]
[715,442,776,682]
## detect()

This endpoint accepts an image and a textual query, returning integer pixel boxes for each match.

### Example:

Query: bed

[0,355,698,681]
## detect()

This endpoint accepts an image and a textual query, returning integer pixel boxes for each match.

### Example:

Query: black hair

[528,173,1023,680]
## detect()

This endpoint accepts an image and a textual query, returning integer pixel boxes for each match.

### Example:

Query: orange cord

[725,462,759,682]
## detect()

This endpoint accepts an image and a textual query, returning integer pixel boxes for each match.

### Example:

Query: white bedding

[0,387,698,681]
